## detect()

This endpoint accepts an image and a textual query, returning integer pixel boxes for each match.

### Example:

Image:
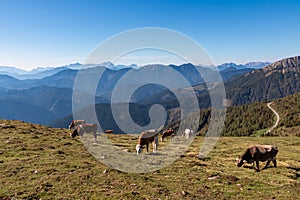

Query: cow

[161,129,175,142]
[237,145,278,171]
[68,120,86,129]
[182,128,193,139]
[70,123,98,142]
[136,129,159,155]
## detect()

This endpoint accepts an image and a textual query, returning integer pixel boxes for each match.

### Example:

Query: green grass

[251,128,268,137]
[1,120,300,199]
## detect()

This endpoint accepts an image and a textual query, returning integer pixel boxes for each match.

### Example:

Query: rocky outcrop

[263,56,300,74]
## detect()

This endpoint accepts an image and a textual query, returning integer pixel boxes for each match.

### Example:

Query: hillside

[0,75,30,89]
[0,86,74,124]
[221,92,300,136]
[0,86,110,126]
[144,56,300,107]
[220,92,300,137]
[162,102,274,137]
[226,56,300,105]
[160,92,300,137]
[0,98,56,125]
[52,92,300,137]
[1,120,299,199]
[51,103,165,132]
[270,93,300,136]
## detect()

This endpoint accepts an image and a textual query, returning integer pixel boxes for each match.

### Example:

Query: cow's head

[70,129,78,138]
[69,121,75,129]
[136,144,144,155]
[236,157,244,167]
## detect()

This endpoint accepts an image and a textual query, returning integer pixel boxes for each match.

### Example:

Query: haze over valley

[0,56,299,136]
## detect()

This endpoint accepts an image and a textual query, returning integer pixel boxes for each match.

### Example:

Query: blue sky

[0,0,300,70]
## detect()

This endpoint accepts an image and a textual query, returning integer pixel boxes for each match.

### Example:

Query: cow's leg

[79,130,84,139]
[146,143,149,154]
[273,158,277,167]
[93,131,97,143]
[263,160,271,169]
[152,142,157,153]
[153,136,158,153]
[255,160,260,171]
[94,136,97,143]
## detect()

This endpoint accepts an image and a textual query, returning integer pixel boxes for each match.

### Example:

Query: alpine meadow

[1,1,300,199]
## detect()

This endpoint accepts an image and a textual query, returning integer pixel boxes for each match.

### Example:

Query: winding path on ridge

[266,102,280,134]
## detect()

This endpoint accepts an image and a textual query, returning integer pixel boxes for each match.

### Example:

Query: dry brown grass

[1,119,300,199]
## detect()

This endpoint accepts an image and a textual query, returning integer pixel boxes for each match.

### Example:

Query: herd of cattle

[68,120,279,171]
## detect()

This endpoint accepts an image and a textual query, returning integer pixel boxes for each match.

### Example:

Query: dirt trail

[266,102,280,133]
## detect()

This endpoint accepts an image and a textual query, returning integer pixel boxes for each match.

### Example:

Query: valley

[0,56,300,137]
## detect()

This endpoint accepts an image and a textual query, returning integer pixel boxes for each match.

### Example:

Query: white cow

[183,128,193,139]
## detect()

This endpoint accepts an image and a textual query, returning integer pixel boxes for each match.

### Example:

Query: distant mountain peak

[263,56,300,74]
[244,61,271,68]
[216,61,269,71]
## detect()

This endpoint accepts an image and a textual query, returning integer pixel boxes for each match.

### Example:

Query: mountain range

[216,61,270,71]
[0,62,140,80]
[0,57,298,133]
[0,61,268,80]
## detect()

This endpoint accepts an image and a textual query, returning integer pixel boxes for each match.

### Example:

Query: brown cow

[105,130,114,134]
[136,129,159,155]
[161,129,175,142]
[237,145,278,171]
[70,124,98,142]
[68,120,86,129]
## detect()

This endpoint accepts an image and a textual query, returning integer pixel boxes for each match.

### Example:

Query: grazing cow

[237,145,278,171]
[161,129,175,142]
[70,123,98,142]
[68,120,86,129]
[105,130,114,134]
[136,129,159,155]
[183,128,193,139]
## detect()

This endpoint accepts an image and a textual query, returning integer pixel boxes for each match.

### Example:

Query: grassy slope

[271,93,300,136]
[1,120,300,199]
[198,92,300,137]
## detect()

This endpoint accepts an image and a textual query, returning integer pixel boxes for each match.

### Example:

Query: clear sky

[1,0,300,70]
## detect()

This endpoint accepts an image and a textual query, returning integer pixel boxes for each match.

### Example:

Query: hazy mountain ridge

[0,63,252,98]
[0,97,56,124]
[0,61,268,79]
[0,56,299,130]
[0,63,139,80]
[0,75,30,89]
[216,61,270,71]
